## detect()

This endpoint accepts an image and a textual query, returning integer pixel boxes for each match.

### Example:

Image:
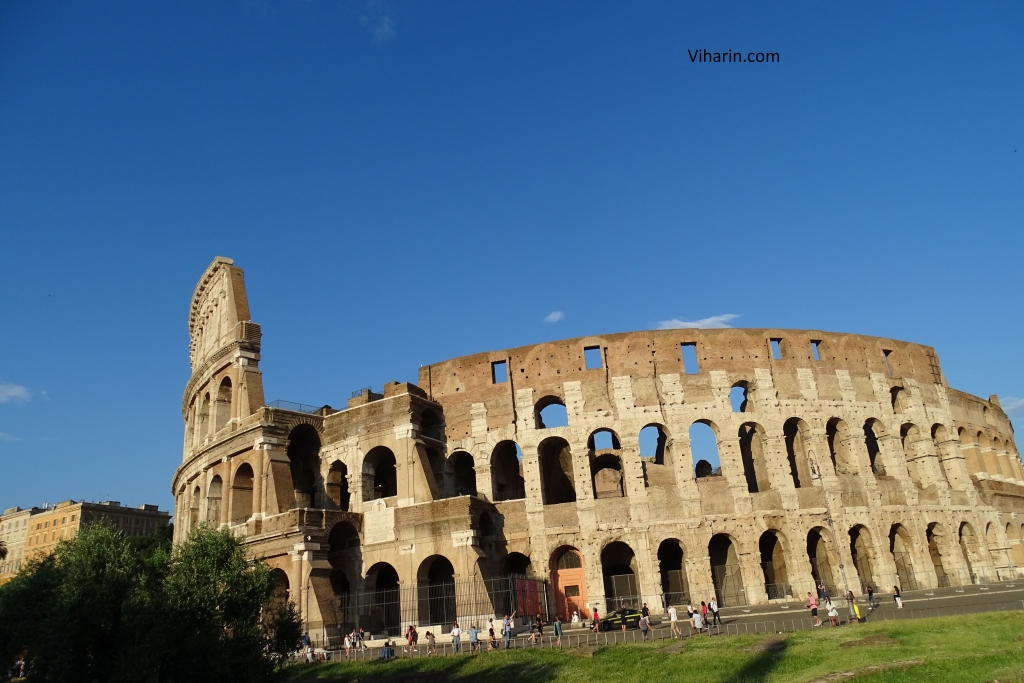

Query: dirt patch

[807,659,923,682]
[659,641,685,654]
[571,645,598,658]
[839,633,901,648]
[738,636,786,653]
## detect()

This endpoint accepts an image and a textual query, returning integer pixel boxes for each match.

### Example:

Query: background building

[172,257,1024,640]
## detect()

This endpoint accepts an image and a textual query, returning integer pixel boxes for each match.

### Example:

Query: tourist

[343,633,352,659]
[503,610,517,649]
[571,610,580,625]
[451,622,462,653]
[425,631,436,655]
[404,625,412,653]
[690,607,704,635]
[867,585,877,609]
[641,602,650,619]
[825,596,839,626]
[468,624,480,652]
[686,603,694,620]
[591,607,600,633]
[535,612,544,642]
[380,639,395,661]
[848,592,861,623]
[893,585,903,609]
[359,626,368,650]
[700,600,708,625]
[411,625,419,651]
[807,592,821,627]
[710,597,722,626]
[553,615,563,647]
[668,604,680,637]
[639,614,651,641]
[817,581,827,601]
[488,618,497,650]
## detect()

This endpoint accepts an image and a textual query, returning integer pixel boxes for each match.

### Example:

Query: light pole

[808,457,853,601]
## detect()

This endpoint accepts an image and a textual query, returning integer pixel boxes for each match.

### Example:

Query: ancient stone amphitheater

[172,257,1024,639]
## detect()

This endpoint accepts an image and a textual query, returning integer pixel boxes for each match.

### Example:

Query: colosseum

[172,257,1024,639]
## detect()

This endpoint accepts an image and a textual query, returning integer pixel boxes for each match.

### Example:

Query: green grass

[280,611,1024,683]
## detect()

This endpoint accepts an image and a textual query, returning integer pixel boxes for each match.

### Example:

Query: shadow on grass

[730,638,788,683]
[281,655,562,683]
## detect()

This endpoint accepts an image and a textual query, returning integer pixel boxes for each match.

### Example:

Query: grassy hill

[280,611,1024,683]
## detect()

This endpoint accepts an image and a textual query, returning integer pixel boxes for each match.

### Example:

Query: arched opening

[959,428,982,475]
[849,525,876,593]
[450,451,477,497]
[657,539,689,606]
[864,419,884,475]
[730,382,750,413]
[639,424,667,464]
[198,393,211,442]
[601,541,639,611]
[478,511,497,542]
[691,420,721,478]
[959,522,981,584]
[551,547,587,620]
[287,424,321,508]
[189,485,201,531]
[538,437,576,505]
[425,445,447,498]
[328,522,359,622]
[931,424,955,486]
[709,534,745,606]
[927,523,951,587]
[535,396,568,429]
[326,460,350,511]
[206,475,222,525]
[889,524,918,591]
[490,441,525,501]
[1007,524,1024,568]
[502,552,532,577]
[420,409,445,441]
[269,569,290,611]
[230,463,254,524]
[588,428,621,451]
[783,418,813,488]
[739,422,771,493]
[985,523,1000,570]
[827,418,854,474]
[759,530,791,599]
[591,453,624,499]
[890,387,906,414]
[418,555,457,626]
[214,377,232,433]
[363,446,397,500]
[365,563,400,635]
[900,423,926,489]
[807,527,838,596]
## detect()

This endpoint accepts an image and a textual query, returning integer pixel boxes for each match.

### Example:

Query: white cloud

[361,0,395,44]
[544,311,565,323]
[0,431,18,442]
[1001,397,1024,419]
[657,314,740,330]
[0,383,30,403]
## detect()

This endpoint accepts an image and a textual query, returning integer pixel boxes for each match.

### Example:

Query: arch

[1007,523,1024,568]
[189,484,201,531]
[198,392,211,442]
[538,437,576,505]
[730,381,750,413]
[890,387,907,414]
[501,552,532,577]
[450,451,477,497]
[417,555,457,626]
[287,424,321,508]
[826,418,855,475]
[959,428,982,474]
[739,422,771,493]
[587,428,621,451]
[326,460,350,511]
[691,420,721,478]
[758,530,791,599]
[551,546,587,620]
[214,377,232,433]
[985,522,999,560]
[657,538,689,605]
[783,418,814,488]
[889,524,918,591]
[535,396,568,429]
[639,424,668,464]
[230,463,254,524]
[709,534,745,607]
[926,522,951,587]
[424,445,447,498]
[365,562,400,634]
[420,408,445,441]
[327,522,360,619]
[849,525,876,593]
[959,522,981,584]
[206,475,223,525]
[269,568,290,611]
[900,423,926,489]
[863,419,885,475]
[601,541,639,611]
[490,441,525,501]
[478,511,497,542]
[328,521,360,554]
[807,527,839,595]
[363,446,397,500]
[591,453,624,499]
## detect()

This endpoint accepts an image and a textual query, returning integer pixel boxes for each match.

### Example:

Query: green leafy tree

[0,538,7,561]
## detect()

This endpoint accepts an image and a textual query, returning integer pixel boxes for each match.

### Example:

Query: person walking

[535,612,544,642]
[590,607,600,633]
[825,596,839,626]
[867,585,877,609]
[404,625,413,653]
[641,602,650,620]
[343,633,352,660]
[639,614,651,641]
[710,597,722,626]
[503,610,516,649]
[807,592,822,627]
[700,600,708,625]
[690,607,704,635]
[553,615,563,647]
[619,605,629,633]
[487,618,497,650]
[468,624,480,652]
[426,631,436,656]
[359,626,367,650]
[411,625,419,652]
[451,622,462,653]
[893,585,903,609]
[668,604,680,637]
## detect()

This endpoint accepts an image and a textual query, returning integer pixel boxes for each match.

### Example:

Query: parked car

[600,608,642,631]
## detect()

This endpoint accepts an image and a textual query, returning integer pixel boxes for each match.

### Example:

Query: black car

[600,608,642,631]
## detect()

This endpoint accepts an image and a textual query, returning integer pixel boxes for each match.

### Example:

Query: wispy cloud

[0,431,19,442]
[1002,397,1024,419]
[0,382,30,403]
[544,311,564,323]
[361,0,395,44]
[657,314,739,330]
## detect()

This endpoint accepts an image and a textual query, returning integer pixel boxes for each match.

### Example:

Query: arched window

[535,396,568,429]
[417,555,457,626]
[900,423,925,489]
[215,377,232,433]
[730,382,749,413]
[959,522,980,584]
[863,420,884,475]
[690,421,720,478]
[198,393,211,443]
[539,437,576,505]
[326,461,350,511]
[288,424,321,508]
[890,524,918,591]
[759,530,791,599]
[783,418,813,488]
[849,525,876,593]
[927,523,951,587]
[189,485,201,531]
[502,552,532,577]
[587,429,620,451]
[807,528,838,595]
[639,424,667,464]
[363,447,397,500]
[451,451,477,497]
[591,453,624,499]
[709,534,745,607]
[739,422,771,493]
[420,409,445,441]
[230,463,254,524]
[365,563,400,633]
[601,541,639,611]
[826,418,853,475]
[490,441,525,501]
[658,539,689,606]
[206,475,222,525]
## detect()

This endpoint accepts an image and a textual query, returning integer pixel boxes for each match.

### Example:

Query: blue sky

[1,1,1021,516]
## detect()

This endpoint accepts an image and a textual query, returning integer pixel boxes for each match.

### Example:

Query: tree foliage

[0,523,301,683]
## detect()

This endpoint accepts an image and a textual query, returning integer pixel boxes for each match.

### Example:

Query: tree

[0,538,7,561]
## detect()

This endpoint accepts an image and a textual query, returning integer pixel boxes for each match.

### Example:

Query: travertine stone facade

[172,258,1024,635]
